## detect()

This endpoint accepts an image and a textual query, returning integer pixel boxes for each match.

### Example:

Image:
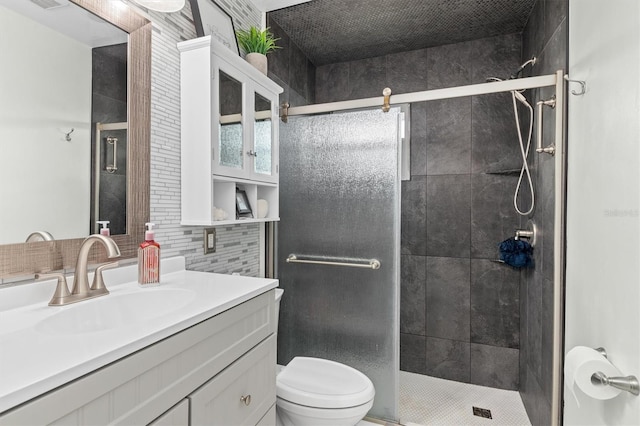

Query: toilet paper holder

[590,347,639,396]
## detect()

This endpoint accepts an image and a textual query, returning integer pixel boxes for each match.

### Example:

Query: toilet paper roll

[565,346,622,407]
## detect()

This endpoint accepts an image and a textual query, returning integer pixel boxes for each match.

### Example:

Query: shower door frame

[280,70,566,426]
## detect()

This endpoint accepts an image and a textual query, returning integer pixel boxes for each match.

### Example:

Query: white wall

[0,5,91,244]
[565,1,640,424]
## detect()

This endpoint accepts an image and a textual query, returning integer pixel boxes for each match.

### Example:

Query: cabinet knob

[246,150,258,157]
[240,394,252,406]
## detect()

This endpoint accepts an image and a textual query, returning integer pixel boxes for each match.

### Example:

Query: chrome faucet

[37,234,121,306]
[72,234,121,297]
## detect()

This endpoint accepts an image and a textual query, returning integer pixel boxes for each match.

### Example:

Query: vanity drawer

[189,335,276,426]
[256,404,276,426]
[148,399,189,426]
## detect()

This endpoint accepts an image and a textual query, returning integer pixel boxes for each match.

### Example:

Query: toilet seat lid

[277,357,375,409]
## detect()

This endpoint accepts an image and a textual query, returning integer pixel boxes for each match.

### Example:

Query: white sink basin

[36,288,196,335]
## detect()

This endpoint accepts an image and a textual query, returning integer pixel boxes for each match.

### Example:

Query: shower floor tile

[399,371,531,426]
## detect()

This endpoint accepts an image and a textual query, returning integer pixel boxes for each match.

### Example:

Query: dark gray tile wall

[425,98,471,175]
[425,175,471,258]
[471,259,520,348]
[519,0,567,423]
[426,337,470,382]
[266,16,316,107]
[314,33,524,391]
[426,257,470,341]
[401,255,426,335]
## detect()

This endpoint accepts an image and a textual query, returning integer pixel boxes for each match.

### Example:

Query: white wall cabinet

[0,290,276,426]
[179,36,283,226]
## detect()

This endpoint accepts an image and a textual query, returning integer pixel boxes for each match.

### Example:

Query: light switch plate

[204,228,216,254]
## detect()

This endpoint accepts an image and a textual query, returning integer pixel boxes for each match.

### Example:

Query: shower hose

[511,91,535,216]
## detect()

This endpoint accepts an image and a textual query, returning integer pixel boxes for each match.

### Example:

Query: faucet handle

[91,261,119,293]
[35,272,71,306]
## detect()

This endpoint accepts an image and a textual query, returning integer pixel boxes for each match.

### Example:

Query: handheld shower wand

[486,57,537,216]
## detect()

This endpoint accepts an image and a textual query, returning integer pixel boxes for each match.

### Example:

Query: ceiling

[268,0,536,66]
[0,0,127,48]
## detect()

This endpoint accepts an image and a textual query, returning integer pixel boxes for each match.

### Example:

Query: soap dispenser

[97,221,110,236]
[138,222,160,286]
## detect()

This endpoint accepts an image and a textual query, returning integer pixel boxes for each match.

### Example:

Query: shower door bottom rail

[286,254,381,270]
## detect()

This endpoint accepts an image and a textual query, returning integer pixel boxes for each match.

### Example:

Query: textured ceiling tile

[269,0,536,65]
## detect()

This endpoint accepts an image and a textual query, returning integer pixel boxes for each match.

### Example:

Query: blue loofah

[499,237,534,268]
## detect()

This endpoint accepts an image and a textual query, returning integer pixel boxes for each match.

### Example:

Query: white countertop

[0,257,278,413]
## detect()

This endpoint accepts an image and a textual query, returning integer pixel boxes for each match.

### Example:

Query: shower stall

[275,69,565,424]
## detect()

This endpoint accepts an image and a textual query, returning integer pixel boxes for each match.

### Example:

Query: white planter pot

[246,52,268,75]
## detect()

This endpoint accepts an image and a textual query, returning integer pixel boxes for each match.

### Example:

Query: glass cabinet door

[253,92,273,177]
[218,70,243,170]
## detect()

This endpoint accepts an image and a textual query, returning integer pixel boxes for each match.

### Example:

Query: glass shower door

[277,108,401,421]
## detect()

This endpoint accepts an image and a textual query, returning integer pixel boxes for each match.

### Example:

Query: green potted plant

[235,26,280,75]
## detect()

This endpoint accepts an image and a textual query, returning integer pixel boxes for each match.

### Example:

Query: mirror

[0,0,151,278]
[218,70,243,169]
[0,0,128,244]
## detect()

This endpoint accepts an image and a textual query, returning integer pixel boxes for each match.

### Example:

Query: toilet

[274,289,375,426]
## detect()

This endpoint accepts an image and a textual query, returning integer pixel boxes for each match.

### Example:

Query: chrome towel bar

[286,254,381,270]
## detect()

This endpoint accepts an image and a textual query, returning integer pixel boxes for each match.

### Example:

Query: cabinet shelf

[204,218,281,227]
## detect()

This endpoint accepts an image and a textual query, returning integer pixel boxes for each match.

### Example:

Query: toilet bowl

[274,289,375,426]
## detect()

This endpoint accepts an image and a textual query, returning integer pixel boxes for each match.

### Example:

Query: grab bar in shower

[536,96,556,156]
[286,254,381,270]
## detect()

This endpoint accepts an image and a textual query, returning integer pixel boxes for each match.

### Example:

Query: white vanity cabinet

[0,290,276,426]
[179,36,283,226]
[189,336,276,425]
[148,400,189,426]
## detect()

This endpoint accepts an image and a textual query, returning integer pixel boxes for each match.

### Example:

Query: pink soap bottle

[138,222,160,286]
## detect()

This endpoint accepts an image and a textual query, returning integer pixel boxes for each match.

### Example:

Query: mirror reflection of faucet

[25,231,54,242]
[35,234,121,306]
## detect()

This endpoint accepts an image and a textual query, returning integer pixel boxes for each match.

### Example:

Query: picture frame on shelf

[235,189,253,218]
[189,0,239,54]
